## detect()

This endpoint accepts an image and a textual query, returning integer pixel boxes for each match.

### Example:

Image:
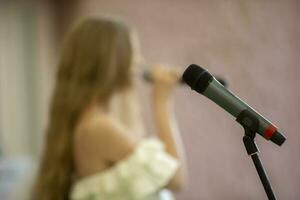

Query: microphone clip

[236,109,277,200]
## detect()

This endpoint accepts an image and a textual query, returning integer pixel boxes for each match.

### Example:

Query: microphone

[143,71,228,87]
[182,64,286,146]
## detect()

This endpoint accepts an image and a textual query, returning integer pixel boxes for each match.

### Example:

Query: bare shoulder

[74,113,137,162]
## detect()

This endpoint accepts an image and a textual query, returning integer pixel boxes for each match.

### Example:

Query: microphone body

[182,64,286,146]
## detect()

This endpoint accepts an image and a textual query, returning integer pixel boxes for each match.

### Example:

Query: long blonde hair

[32,17,134,200]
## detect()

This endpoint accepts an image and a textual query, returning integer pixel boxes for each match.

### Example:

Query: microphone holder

[236,110,277,200]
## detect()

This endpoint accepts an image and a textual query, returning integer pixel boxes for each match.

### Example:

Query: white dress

[70,139,179,200]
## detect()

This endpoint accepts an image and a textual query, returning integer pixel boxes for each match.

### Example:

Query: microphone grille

[182,64,206,86]
[182,64,213,93]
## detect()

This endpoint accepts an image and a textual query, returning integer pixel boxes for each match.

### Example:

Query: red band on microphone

[264,125,277,139]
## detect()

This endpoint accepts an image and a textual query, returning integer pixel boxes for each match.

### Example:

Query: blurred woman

[32,17,186,200]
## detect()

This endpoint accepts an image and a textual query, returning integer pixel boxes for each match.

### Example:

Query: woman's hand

[150,65,181,99]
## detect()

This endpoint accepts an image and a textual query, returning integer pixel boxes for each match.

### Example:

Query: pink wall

[78,1,300,199]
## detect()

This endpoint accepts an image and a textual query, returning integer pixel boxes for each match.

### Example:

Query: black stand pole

[237,110,277,200]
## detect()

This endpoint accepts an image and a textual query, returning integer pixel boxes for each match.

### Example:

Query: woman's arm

[151,66,187,191]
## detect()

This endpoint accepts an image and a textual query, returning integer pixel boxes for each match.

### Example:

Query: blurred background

[0,0,299,199]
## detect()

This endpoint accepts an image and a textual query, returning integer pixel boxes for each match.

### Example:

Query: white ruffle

[70,138,179,200]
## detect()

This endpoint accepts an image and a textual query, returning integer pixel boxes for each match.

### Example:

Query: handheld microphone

[144,71,228,87]
[182,64,286,146]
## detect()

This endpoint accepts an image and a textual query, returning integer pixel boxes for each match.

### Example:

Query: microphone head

[182,64,205,86]
[182,64,213,93]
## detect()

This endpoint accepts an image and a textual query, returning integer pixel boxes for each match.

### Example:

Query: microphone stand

[236,110,277,200]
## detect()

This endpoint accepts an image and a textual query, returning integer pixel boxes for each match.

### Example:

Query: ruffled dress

[70,139,179,200]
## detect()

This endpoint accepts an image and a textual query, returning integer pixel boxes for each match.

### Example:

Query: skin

[73,65,186,191]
